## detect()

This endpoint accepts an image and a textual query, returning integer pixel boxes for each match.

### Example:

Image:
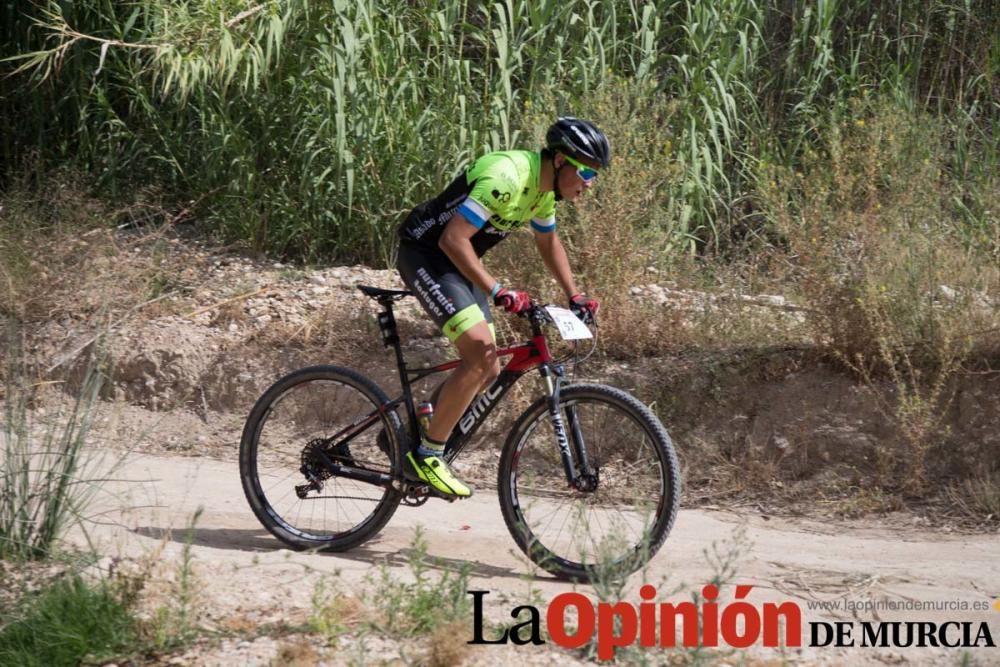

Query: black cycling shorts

[396,241,494,343]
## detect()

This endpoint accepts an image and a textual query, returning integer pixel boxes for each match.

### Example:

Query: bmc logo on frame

[467,586,996,661]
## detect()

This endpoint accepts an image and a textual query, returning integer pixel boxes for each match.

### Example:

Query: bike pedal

[397,478,467,503]
[425,487,465,502]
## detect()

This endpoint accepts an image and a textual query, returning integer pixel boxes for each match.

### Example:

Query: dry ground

[5,228,999,665]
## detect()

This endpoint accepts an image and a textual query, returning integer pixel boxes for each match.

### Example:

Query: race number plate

[544,306,593,340]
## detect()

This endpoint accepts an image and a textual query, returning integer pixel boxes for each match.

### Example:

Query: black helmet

[545,117,611,168]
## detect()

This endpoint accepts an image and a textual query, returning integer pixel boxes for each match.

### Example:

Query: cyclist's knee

[456,330,498,381]
[479,357,501,387]
[465,344,498,381]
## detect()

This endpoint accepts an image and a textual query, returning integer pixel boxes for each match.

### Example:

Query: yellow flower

[524,100,532,109]
[855,119,866,128]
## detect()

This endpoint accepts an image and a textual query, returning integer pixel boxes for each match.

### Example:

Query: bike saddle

[356,284,412,301]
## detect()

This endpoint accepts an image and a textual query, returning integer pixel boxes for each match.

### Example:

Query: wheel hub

[300,439,335,482]
[574,471,599,492]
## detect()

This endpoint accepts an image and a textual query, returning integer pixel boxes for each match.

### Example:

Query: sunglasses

[563,154,599,182]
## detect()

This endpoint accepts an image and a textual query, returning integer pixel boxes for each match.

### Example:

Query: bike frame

[320,295,591,490]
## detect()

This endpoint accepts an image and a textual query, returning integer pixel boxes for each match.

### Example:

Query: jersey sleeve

[459,157,522,229]
[456,197,493,229]
[530,195,556,233]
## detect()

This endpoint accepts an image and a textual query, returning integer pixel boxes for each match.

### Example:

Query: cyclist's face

[556,153,600,202]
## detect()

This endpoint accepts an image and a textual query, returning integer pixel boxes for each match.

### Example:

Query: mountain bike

[239,284,680,581]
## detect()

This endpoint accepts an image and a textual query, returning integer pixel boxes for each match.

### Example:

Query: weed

[108,509,208,651]
[369,527,472,637]
[672,523,752,666]
[272,637,321,667]
[311,528,472,663]
[0,572,137,667]
[425,620,471,667]
[832,487,905,519]
[310,583,369,645]
[0,325,109,560]
[947,470,1000,523]
[759,98,998,494]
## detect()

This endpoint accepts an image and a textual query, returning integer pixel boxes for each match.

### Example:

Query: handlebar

[518,301,597,338]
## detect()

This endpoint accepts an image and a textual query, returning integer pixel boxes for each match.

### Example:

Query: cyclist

[396,117,608,497]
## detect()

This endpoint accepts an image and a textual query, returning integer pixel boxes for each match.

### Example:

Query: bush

[0,573,136,667]
[5,1,994,265]
[760,97,1000,491]
[762,97,998,364]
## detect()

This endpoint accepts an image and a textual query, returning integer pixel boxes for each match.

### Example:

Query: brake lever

[569,306,597,327]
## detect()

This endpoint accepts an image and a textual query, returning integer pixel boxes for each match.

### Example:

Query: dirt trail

[15,232,999,665]
[76,450,999,666]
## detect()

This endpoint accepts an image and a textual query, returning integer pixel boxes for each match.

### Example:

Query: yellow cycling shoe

[405,451,473,498]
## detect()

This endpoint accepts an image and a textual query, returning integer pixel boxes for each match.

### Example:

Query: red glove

[569,293,599,322]
[493,287,532,314]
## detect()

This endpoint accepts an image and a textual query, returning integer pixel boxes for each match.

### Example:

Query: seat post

[376,297,410,385]
[377,299,416,433]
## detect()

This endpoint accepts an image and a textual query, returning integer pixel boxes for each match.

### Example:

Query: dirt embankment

[10,230,1000,665]
[31,230,999,520]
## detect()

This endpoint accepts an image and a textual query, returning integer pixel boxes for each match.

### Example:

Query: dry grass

[105,525,205,649]
[762,99,999,365]
[310,589,372,645]
[272,638,321,667]
[0,173,211,325]
[947,470,1000,522]
[759,98,1000,495]
[425,620,472,667]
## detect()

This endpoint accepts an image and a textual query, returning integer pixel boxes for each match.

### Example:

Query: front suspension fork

[541,365,591,486]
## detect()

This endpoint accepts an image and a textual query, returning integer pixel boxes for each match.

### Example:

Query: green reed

[2,0,996,263]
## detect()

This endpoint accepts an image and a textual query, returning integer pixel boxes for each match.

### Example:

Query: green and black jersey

[399,150,556,257]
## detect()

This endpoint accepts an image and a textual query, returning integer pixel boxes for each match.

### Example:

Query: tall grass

[4,0,995,264]
[0,327,106,560]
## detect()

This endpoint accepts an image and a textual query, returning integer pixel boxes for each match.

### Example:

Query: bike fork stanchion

[565,402,591,478]
[541,366,578,484]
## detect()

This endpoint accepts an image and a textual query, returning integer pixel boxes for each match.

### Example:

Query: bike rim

[249,378,396,541]
[509,395,667,575]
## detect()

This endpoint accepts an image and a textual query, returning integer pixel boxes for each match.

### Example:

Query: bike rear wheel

[498,383,680,582]
[239,365,404,551]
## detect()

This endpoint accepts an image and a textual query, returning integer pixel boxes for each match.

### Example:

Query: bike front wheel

[239,365,404,551]
[498,383,680,582]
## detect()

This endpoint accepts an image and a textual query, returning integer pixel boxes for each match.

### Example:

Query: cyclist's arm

[439,212,500,294]
[533,228,579,299]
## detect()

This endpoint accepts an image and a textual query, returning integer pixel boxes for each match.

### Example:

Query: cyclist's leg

[425,320,498,444]
[427,286,494,405]
[397,243,491,496]
[470,283,497,393]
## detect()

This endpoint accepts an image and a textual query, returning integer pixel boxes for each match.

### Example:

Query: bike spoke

[241,369,402,548]
[501,385,678,580]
